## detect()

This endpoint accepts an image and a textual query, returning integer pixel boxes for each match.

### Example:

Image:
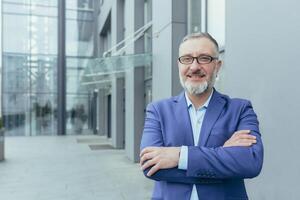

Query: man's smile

[186,71,206,81]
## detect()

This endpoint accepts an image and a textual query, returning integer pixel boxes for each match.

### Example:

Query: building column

[111,75,125,148]
[124,0,145,162]
[111,0,125,52]
[57,0,66,135]
[152,0,187,101]
[125,67,144,162]
[97,88,106,136]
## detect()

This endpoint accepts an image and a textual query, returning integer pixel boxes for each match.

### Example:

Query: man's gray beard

[179,71,217,96]
[180,76,208,95]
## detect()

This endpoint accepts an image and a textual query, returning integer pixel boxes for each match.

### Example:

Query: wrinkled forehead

[179,38,218,56]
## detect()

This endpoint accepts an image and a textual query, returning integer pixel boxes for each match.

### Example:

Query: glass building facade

[2,0,96,136]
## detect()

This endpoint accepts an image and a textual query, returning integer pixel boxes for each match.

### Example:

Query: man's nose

[189,59,201,71]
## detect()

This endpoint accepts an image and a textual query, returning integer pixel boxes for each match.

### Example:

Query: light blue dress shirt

[178,91,213,200]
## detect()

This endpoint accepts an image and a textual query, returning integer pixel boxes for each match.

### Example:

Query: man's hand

[140,147,181,176]
[140,130,255,176]
[223,130,256,147]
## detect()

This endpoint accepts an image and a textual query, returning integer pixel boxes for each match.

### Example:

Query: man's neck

[186,88,213,109]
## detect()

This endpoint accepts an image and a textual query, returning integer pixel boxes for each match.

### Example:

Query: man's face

[178,38,222,96]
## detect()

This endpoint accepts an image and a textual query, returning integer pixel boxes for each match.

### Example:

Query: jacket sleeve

[140,103,223,184]
[186,101,264,179]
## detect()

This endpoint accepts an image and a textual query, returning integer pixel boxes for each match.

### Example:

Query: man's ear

[216,60,222,73]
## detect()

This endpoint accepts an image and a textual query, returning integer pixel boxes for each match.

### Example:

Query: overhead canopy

[80,53,152,89]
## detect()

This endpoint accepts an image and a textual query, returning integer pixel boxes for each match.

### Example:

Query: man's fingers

[224,136,257,147]
[140,147,157,157]
[141,157,158,171]
[236,130,251,134]
[140,153,148,166]
[232,130,256,141]
[232,130,250,137]
[141,160,152,171]
[233,134,256,140]
[140,147,151,157]
[238,139,257,144]
[140,151,156,166]
[147,163,160,176]
[236,138,256,145]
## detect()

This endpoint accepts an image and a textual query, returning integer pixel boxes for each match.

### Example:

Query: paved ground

[0,135,153,200]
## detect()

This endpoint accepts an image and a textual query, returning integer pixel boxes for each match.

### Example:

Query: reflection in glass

[2,1,58,136]
[65,0,96,135]
[188,0,202,33]
[2,0,98,136]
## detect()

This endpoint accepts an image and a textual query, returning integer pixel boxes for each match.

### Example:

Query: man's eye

[198,56,210,61]
[181,57,193,62]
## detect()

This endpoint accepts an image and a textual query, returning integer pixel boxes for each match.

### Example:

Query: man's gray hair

[180,32,219,57]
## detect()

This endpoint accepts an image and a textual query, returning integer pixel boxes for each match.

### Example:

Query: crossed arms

[140,102,264,184]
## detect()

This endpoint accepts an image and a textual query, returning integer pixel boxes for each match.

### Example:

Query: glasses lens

[197,56,213,64]
[179,56,193,64]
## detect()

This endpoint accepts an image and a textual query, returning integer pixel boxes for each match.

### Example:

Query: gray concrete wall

[111,0,125,53]
[124,0,145,162]
[0,130,4,161]
[225,1,300,199]
[111,76,125,148]
[152,0,187,101]
[125,67,145,162]
[97,88,106,136]
[103,92,110,138]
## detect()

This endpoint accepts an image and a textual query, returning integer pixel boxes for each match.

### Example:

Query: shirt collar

[185,89,214,110]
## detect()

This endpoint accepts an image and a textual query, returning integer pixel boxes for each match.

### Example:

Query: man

[140,32,263,200]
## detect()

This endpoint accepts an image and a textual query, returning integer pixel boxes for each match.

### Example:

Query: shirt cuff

[178,146,188,170]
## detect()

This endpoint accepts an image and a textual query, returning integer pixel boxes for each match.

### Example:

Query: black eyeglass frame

[178,55,218,65]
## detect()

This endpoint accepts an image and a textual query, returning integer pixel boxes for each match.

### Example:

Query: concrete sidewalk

[0,135,153,200]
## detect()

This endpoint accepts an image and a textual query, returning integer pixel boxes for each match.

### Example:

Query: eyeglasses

[178,55,218,65]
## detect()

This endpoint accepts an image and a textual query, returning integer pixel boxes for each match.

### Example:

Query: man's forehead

[179,38,216,55]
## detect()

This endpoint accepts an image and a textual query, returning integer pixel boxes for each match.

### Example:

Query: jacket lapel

[198,90,226,146]
[173,92,194,146]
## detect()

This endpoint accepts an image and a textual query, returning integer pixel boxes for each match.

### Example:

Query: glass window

[207,0,225,48]
[66,0,96,135]
[2,0,97,136]
[188,0,202,33]
[2,1,58,136]
[144,0,152,106]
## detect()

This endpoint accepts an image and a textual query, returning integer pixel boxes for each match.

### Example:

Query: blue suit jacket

[140,89,264,200]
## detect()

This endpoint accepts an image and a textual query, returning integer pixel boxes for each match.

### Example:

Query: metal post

[57,0,66,135]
